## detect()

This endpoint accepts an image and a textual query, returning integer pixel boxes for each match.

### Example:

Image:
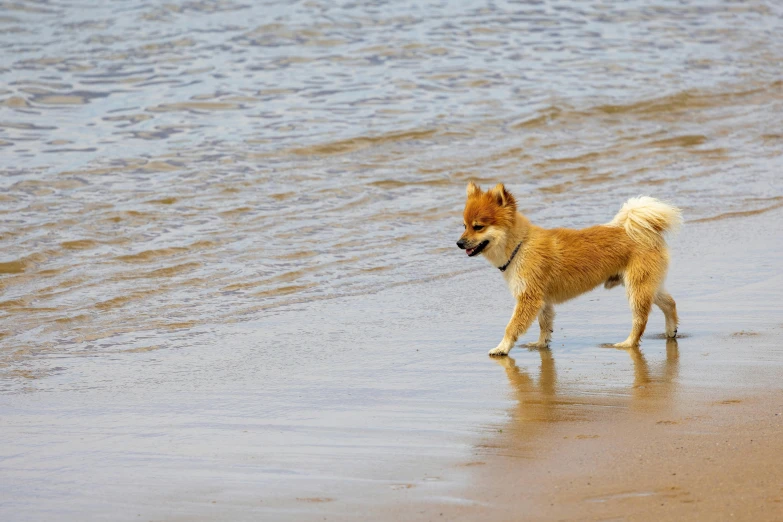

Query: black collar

[498,242,523,272]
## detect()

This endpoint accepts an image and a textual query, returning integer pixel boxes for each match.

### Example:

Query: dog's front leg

[489,292,543,356]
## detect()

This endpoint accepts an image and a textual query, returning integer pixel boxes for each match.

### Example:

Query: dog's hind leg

[654,290,678,338]
[614,267,658,348]
[526,303,554,349]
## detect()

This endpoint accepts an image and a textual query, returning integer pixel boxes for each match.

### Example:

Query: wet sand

[484,392,783,521]
[2,198,782,522]
[431,214,783,521]
[331,206,783,521]
[442,362,783,522]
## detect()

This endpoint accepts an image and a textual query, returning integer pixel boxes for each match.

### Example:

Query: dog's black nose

[456,239,466,249]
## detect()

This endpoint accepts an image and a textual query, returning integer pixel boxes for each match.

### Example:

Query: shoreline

[2,207,782,521]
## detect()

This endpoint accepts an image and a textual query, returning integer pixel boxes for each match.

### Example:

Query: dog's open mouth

[465,240,489,257]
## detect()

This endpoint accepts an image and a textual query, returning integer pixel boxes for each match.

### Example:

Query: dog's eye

[473,224,484,231]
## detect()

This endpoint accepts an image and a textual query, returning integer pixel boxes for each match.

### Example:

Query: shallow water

[2,0,782,366]
[1,1,783,519]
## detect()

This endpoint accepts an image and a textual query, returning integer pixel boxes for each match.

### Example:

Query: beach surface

[2,1,783,520]
[3,202,782,522]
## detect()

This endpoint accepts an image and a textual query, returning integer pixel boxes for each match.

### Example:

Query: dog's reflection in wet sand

[493,340,680,440]
[627,339,679,410]
[492,347,565,444]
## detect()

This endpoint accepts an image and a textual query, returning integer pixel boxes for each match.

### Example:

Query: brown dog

[457,182,681,356]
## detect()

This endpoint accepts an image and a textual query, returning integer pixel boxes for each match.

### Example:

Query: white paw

[488,342,512,357]
[525,341,550,349]
[613,341,635,349]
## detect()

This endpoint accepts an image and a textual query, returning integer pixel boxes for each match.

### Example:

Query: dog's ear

[466,181,481,197]
[489,183,516,209]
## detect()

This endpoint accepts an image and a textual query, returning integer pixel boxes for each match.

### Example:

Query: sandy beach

[2,1,783,520]
[3,198,782,522]
[264,204,783,522]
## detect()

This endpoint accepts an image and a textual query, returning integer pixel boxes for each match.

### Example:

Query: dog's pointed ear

[466,181,481,197]
[489,183,516,209]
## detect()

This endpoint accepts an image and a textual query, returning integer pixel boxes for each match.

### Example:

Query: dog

[457,182,681,356]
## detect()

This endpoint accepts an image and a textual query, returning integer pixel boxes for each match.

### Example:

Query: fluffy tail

[610,196,682,248]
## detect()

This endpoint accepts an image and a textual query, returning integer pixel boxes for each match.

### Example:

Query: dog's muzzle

[457,239,489,257]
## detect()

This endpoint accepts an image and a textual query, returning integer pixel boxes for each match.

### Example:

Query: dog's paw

[525,341,550,349]
[666,327,678,338]
[612,341,635,349]
[488,344,511,357]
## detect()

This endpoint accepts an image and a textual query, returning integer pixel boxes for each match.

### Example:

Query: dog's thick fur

[457,182,681,356]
